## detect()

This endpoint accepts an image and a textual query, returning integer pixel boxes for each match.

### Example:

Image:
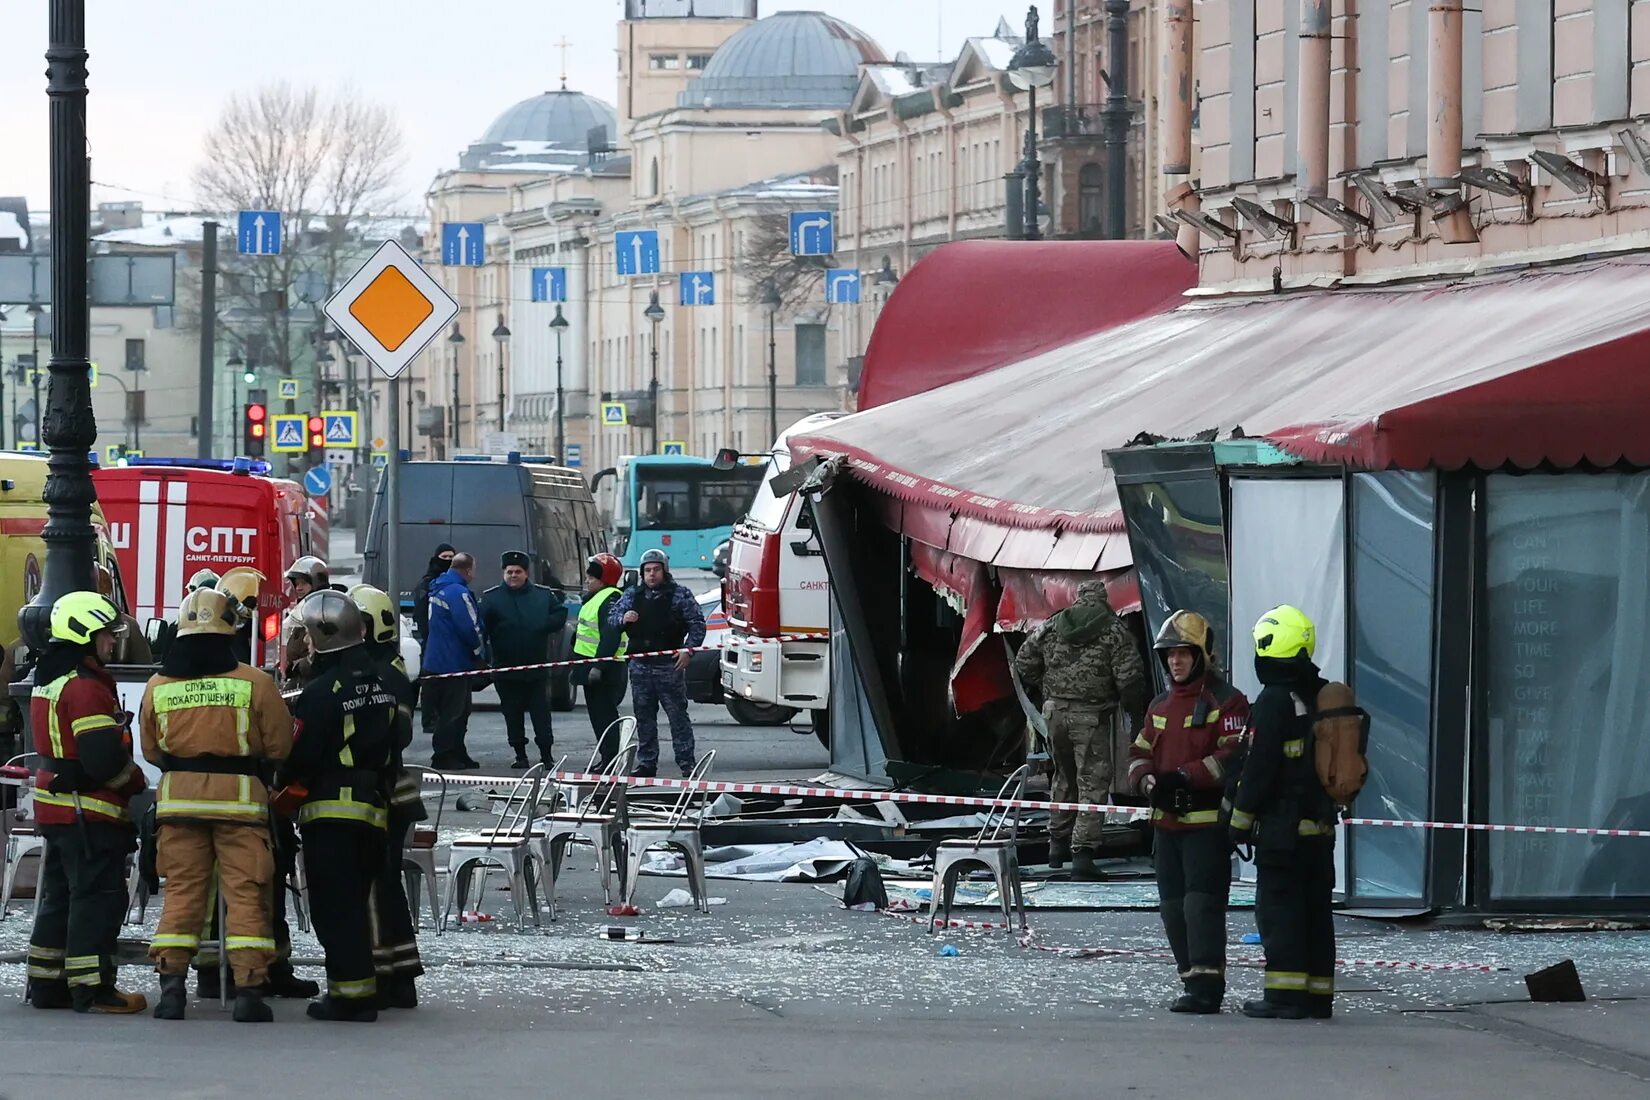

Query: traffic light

[244,389,269,457]
[307,415,325,463]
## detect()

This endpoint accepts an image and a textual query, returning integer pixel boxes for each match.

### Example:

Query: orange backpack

[1312,682,1370,806]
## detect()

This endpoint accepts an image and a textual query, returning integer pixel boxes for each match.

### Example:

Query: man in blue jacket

[424,552,485,771]
[479,551,568,769]
[609,549,706,778]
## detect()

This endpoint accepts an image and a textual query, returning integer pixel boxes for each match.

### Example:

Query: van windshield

[744,447,791,532]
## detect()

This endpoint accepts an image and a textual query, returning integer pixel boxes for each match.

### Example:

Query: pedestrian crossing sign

[600,402,628,427]
[271,414,307,453]
[660,440,685,455]
[321,410,358,447]
[278,378,300,400]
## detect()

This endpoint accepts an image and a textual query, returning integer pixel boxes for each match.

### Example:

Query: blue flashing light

[124,456,274,476]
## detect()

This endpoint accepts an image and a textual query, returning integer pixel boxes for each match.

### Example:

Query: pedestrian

[413,543,455,735]
[1126,610,1249,1014]
[608,549,705,778]
[1013,579,1147,881]
[280,555,330,691]
[1229,605,1338,1021]
[348,584,425,1009]
[140,586,292,1023]
[479,551,568,769]
[24,592,149,1014]
[423,551,484,771]
[280,590,398,1022]
[571,553,629,768]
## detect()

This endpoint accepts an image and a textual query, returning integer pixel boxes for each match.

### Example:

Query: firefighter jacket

[1127,672,1249,829]
[1014,581,1147,716]
[1230,656,1338,839]
[30,648,146,827]
[282,646,397,832]
[139,658,293,826]
[367,643,424,823]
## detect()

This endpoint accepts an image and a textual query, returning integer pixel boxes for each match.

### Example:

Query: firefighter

[280,589,397,1022]
[218,565,265,664]
[139,587,293,1022]
[187,568,221,591]
[1126,611,1249,1014]
[572,553,628,769]
[349,583,426,1009]
[24,591,148,1014]
[281,555,330,690]
[1229,605,1337,1020]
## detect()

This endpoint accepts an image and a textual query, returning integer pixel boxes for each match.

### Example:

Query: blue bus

[595,454,765,575]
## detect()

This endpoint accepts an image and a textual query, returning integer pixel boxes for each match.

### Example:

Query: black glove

[1149,770,1189,810]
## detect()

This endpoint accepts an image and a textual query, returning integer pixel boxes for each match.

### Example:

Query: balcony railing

[1042,104,1105,140]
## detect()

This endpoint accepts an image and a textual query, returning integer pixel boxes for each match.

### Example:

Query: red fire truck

[92,458,324,671]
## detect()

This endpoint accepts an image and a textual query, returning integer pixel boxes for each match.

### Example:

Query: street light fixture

[491,316,511,433]
[549,304,569,464]
[762,283,782,445]
[447,322,465,454]
[644,291,666,455]
[1009,5,1058,241]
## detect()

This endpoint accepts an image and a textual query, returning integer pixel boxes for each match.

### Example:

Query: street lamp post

[491,316,511,435]
[1008,6,1058,241]
[549,305,569,462]
[644,291,665,456]
[1102,0,1131,239]
[27,303,43,447]
[762,284,781,444]
[20,0,96,651]
[447,322,465,456]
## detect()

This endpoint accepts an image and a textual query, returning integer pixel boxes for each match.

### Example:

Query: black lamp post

[447,322,465,455]
[763,283,781,444]
[1102,0,1131,239]
[549,304,569,462]
[491,316,511,433]
[1009,6,1058,241]
[226,352,243,452]
[643,291,665,455]
[27,302,43,447]
[19,0,95,651]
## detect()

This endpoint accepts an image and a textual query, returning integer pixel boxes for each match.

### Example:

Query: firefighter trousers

[302,820,385,1003]
[28,823,133,995]
[371,821,424,985]
[1255,835,1337,1011]
[1153,826,1231,1001]
[1045,700,1113,850]
[149,821,275,988]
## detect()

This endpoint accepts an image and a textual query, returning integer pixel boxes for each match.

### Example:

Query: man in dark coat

[412,543,455,734]
[479,551,568,768]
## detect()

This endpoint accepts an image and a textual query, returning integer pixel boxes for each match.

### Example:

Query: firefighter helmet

[285,556,330,589]
[1253,605,1316,660]
[1153,610,1214,662]
[586,553,623,589]
[217,567,265,626]
[299,588,364,653]
[50,591,125,646]
[348,584,399,645]
[176,588,238,638]
[187,568,221,592]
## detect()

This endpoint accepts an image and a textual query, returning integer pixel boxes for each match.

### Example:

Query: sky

[0,0,1022,216]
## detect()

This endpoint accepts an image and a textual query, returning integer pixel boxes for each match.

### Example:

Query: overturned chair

[440,764,549,931]
[622,750,716,914]
[927,765,1031,934]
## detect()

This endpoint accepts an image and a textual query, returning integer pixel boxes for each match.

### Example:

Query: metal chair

[558,718,638,814]
[622,750,716,913]
[440,764,549,931]
[0,755,42,922]
[489,755,569,819]
[541,743,637,906]
[928,765,1031,934]
[124,800,155,924]
[400,765,447,930]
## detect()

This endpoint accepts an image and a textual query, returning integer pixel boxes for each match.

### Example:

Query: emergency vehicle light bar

[124,457,273,476]
[452,453,556,464]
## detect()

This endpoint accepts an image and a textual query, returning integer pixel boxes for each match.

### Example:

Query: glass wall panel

[1117,477,1229,669]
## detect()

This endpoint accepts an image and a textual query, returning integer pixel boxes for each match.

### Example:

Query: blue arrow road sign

[615,230,660,276]
[789,211,834,256]
[237,210,282,256]
[826,269,861,305]
[679,271,715,307]
[303,465,333,497]
[532,267,567,302]
[564,443,582,468]
[441,222,485,266]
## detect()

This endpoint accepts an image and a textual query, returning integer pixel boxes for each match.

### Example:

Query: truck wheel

[550,670,575,712]
[811,708,830,750]
[725,698,797,726]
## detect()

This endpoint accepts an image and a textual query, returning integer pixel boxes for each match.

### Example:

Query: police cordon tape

[419,766,1650,842]
[417,633,832,681]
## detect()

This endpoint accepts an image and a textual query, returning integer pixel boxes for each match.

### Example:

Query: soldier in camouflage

[1015,580,1148,880]
[609,549,707,778]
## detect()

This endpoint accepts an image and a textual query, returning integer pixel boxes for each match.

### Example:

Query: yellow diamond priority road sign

[324,239,459,380]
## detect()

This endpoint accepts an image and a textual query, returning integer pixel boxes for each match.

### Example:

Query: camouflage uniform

[1015,581,1147,850]
[609,578,707,776]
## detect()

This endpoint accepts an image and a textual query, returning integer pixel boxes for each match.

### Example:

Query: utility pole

[20,0,96,650]
[1102,0,1131,239]
[196,220,219,457]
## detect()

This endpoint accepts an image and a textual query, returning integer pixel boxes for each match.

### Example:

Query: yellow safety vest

[150,676,267,822]
[573,587,626,659]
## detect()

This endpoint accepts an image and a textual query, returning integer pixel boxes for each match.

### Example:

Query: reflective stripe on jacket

[139,666,294,825]
[573,588,626,658]
[31,664,143,827]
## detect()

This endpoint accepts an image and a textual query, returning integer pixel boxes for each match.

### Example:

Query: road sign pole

[386,375,401,616]
[197,219,218,459]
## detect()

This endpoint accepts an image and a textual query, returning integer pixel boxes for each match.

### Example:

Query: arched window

[650,158,660,196]
[1079,163,1104,233]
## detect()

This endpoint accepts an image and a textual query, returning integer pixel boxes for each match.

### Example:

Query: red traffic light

[307,416,324,432]
[247,404,267,423]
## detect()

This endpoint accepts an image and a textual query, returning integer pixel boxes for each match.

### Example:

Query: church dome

[679,11,886,110]
[479,90,618,149]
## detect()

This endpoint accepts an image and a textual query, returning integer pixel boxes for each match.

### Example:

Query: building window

[124,338,146,371]
[687,54,713,70]
[795,323,825,387]
[1079,163,1104,232]
[650,158,660,196]
[649,54,681,70]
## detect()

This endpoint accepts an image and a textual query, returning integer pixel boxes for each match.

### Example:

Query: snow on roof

[866,65,926,98]
[974,36,1019,70]
[94,214,212,247]
[0,211,29,249]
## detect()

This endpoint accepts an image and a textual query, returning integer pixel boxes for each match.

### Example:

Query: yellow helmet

[1253,605,1316,660]
[218,566,265,626]
[348,584,399,645]
[50,591,124,646]
[176,588,238,638]
[1153,610,1214,662]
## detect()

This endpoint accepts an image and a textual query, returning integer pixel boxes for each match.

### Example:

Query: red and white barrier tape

[418,632,829,681]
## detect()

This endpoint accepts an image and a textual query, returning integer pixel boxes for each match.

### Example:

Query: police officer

[349,584,426,1009]
[280,589,397,1022]
[609,549,705,778]
[25,592,148,1014]
[140,587,293,1022]
[281,556,330,691]
[572,554,628,768]
[1229,605,1337,1020]
[1126,611,1249,1014]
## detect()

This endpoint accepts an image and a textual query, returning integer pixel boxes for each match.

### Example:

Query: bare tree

[736,212,831,313]
[192,82,407,381]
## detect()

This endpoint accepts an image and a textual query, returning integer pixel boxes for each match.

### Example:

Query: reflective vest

[31,669,138,827]
[573,587,626,659]
[148,676,268,823]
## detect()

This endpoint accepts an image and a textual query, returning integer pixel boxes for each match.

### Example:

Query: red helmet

[587,553,623,589]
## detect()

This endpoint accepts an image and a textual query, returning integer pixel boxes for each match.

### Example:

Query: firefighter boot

[306,996,379,1023]
[72,986,149,1015]
[233,988,274,1023]
[26,980,72,1010]
[195,965,236,1000]
[1048,835,1071,870]
[1170,993,1222,1015]
[376,977,418,1010]
[153,973,188,1020]
[265,962,320,999]
[1241,999,1310,1020]
[1069,849,1103,882]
